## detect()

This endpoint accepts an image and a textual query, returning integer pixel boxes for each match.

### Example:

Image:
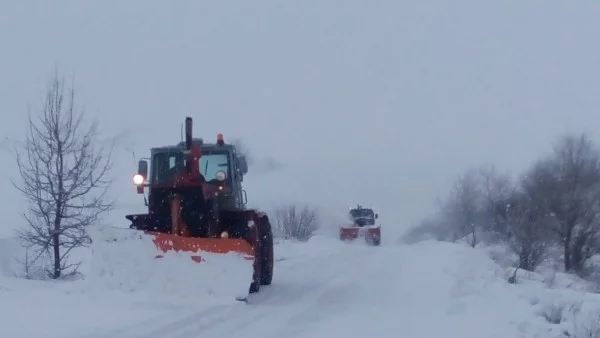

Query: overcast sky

[1,1,599,239]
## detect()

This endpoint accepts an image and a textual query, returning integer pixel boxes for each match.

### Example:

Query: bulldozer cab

[349,205,378,227]
[139,139,249,210]
[128,128,251,235]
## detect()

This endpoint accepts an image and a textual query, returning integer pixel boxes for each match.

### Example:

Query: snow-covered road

[75,239,551,338]
[2,232,594,338]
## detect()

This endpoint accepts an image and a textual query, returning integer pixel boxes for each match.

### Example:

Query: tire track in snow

[260,272,353,338]
[79,241,375,338]
[79,303,234,338]
[132,243,370,338]
[259,247,387,338]
[74,243,346,338]
[159,276,343,337]
[166,245,379,338]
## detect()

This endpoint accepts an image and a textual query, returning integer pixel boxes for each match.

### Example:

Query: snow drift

[81,225,255,303]
[5,226,600,337]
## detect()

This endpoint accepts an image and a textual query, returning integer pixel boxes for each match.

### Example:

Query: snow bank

[392,241,600,337]
[0,276,167,338]
[0,226,258,338]
[6,225,600,338]
[395,240,600,338]
[479,240,599,293]
[80,226,255,304]
[0,233,166,338]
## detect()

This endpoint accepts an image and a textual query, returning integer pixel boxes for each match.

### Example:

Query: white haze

[1,1,599,239]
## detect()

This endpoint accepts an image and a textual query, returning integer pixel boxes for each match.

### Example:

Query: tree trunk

[563,234,572,272]
[52,230,60,279]
[571,245,584,274]
[53,212,61,279]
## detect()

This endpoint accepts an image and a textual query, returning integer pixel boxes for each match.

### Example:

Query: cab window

[152,152,183,183]
[200,153,230,181]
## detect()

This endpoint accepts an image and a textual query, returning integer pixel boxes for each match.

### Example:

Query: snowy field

[3,228,600,338]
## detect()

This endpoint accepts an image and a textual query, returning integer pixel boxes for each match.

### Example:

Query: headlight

[215,170,226,181]
[133,174,144,185]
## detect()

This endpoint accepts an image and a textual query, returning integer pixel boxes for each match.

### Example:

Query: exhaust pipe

[183,117,201,175]
[185,117,192,150]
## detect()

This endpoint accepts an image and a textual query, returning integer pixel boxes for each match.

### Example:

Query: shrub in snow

[570,310,600,338]
[540,302,570,324]
[503,190,551,272]
[17,247,53,280]
[273,204,320,242]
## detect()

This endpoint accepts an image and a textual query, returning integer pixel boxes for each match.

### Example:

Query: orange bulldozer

[125,117,274,299]
[339,205,381,246]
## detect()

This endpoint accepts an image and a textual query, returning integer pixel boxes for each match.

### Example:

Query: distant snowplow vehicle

[125,117,274,299]
[339,205,381,246]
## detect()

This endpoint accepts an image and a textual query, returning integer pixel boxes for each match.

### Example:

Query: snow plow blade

[150,233,255,262]
[88,226,259,302]
[339,226,381,246]
[147,231,258,300]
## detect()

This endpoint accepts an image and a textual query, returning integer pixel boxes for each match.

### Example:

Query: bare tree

[522,133,600,273]
[12,72,114,279]
[477,165,514,239]
[403,166,512,246]
[443,169,484,247]
[273,204,320,241]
